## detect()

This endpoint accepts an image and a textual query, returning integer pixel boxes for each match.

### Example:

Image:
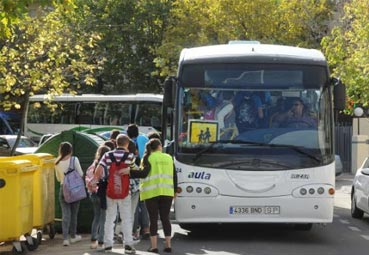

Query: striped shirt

[98,148,135,169]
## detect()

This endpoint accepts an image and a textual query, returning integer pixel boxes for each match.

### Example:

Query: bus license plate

[230,206,280,215]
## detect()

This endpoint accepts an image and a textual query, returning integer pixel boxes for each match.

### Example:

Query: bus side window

[151,116,160,127]
[120,115,130,126]
[78,113,93,124]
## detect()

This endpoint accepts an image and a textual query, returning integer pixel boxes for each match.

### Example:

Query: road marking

[348,226,361,232]
[333,214,340,218]
[339,219,350,224]
[361,235,369,240]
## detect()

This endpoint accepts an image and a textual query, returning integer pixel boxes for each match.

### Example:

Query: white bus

[162,42,345,231]
[25,93,163,142]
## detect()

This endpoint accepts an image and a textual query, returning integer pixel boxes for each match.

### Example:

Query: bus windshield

[176,64,333,170]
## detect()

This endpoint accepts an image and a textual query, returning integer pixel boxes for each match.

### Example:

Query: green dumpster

[35,130,106,232]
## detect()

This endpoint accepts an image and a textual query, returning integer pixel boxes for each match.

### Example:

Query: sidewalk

[0,233,160,255]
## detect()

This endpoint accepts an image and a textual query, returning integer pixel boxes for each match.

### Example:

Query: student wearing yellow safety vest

[125,138,178,254]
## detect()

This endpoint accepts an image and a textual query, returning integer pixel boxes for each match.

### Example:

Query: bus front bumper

[174,195,334,223]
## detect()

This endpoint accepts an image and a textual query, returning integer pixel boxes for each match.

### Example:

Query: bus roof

[179,44,327,65]
[29,93,163,103]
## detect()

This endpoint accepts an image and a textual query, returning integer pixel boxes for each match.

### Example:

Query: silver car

[351,157,369,219]
[0,135,38,156]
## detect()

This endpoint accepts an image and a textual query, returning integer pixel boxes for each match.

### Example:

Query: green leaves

[0,4,104,112]
[322,0,369,113]
[155,0,334,77]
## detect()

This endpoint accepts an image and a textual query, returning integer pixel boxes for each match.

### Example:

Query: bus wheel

[179,223,200,232]
[294,223,313,231]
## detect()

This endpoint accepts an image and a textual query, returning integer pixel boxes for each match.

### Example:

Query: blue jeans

[59,186,80,240]
[90,193,106,244]
[133,200,150,234]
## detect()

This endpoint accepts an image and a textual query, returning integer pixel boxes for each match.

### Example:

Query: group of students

[54,124,178,254]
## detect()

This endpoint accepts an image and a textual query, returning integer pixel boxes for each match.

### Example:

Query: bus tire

[294,223,313,231]
[179,223,200,231]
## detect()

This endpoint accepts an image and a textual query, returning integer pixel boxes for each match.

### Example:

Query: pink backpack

[85,161,98,193]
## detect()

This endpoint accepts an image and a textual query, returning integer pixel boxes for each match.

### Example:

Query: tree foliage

[0,5,104,112]
[0,1,74,39]
[75,0,173,94]
[3,0,366,117]
[322,0,369,112]
[154,0,334,77]
[276,0,334,48]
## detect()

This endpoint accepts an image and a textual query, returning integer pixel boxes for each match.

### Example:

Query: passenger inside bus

[214,91,238,140]
[271,98,317,128]
[233,91,264,133]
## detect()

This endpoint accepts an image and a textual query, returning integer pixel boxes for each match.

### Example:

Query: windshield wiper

[238,140,322,163]
[192,139,322,164]
[192,139,262,162]
[192,140,239,162]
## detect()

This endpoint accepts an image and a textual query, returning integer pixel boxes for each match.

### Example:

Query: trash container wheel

[12,241,27,254]
[24,234,38,251]
[36,231,42,244]
[48,223,56,239]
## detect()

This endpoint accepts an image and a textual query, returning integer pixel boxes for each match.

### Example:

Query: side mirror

[332,77,346,111]
[163,76,176,108]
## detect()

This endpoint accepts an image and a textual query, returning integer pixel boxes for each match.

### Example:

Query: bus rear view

[162,42,345,231]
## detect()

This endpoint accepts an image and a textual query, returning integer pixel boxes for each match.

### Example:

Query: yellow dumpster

[14,153,56,239]
[0,159,38,253]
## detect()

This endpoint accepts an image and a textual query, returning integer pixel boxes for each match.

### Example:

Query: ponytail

[55,142,73,165]
[142,138,162,167]
[142,142,152,168]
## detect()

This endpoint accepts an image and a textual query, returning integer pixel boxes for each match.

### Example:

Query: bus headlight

[317,187,324,194]
[300,188,307,195]
[178,183,218,197]
[292,184,333,197]
[204,187,211,194]
[186,186,193,193]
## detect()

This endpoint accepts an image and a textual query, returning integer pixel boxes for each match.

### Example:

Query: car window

[18,138,36,147]
[0,138,9,148]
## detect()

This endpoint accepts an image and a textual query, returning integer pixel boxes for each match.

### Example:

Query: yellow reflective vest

[140,151,174,201]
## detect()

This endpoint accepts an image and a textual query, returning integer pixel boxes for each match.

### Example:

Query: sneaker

[70,235,82,243]
[141,232,150,240]
[147,247,159,253]
[131,238,140,245]
[96,244,105,251]
[163,247,172,253]
[90,241,98,249]
[63,240,70,246]
[104,246,113,253]
[124,245,136,254]
[114,233,123,244]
